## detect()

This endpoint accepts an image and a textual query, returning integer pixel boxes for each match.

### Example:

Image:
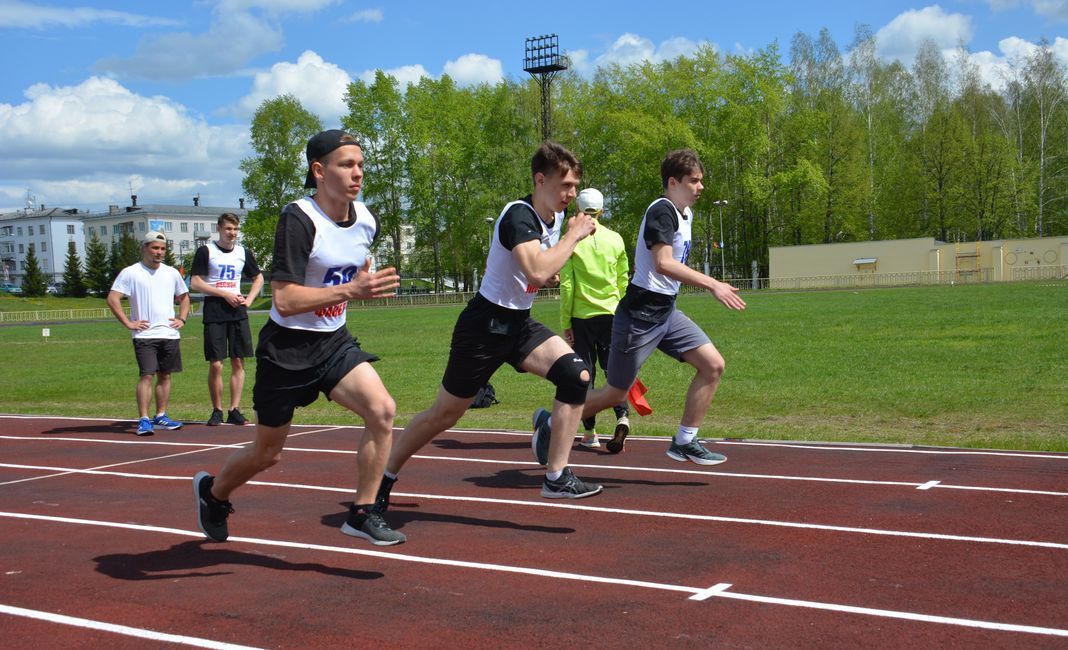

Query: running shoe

[541,467,603,499]
[373,474,396,513]
[531,408,551,465]
[136,417,154,436]
[193,471,233,542]
[152,412,183,430]
[606,415,630,454]
[579,430,600,449]
[226,408,248,426]
[206,409,224,426]
[341,505,406,546]
[666,439,727,465]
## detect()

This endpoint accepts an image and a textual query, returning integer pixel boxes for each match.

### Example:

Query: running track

[0,414,1065,649]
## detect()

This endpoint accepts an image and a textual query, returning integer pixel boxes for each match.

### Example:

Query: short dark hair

[661,149,704,188]
[218,212,240,227]
[531,141,582,181]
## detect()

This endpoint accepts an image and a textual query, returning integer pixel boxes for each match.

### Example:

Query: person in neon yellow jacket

[560,188,632,451]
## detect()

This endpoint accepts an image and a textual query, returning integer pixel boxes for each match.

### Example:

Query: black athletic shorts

[203,320,254,361]
[441,293,555,399]
[133,338,183,376]
[252,338,378,427]
[570,314,614,382]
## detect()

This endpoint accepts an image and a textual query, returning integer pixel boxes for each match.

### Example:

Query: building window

[139,222,146,232]
[181,222,188,233]
[165,221,173,232]
[39,225,46,235]
[41,242,47,252]
[16,227,23,236]
[28,243,34,252]
[67,224,75,235]
[18,244,24,254]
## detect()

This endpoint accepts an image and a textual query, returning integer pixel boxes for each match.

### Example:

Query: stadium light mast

[523,34,569,141]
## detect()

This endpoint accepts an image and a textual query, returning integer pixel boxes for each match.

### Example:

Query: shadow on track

[94,540,383,581]
[321,503,575,535]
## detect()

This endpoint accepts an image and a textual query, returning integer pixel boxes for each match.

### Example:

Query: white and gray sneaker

[667,439,727,465]
[341,505,406,546]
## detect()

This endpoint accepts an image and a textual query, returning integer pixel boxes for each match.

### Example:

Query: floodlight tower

[523,34,569,141]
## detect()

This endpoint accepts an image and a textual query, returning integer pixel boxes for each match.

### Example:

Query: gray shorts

[605,308,711,390]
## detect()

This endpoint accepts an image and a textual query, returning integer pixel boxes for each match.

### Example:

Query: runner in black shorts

[375,141,604,516]
[190,212,263,426]
[193,129,405,546]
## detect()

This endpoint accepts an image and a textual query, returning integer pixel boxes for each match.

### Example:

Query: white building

[1,195,247,286]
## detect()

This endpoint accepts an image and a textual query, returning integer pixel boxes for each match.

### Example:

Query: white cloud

[215,0,339,14]
[358,64,432,87]
[875,6,974,64]
[948,36,1068,91]
[593,33,708,70]
[96,9,283,81]
[0,0,179,28]
[346,8,383,23]
[986,0,1068,22]
[232,50,351,124]
[0,77,248,210]
[443,53,504,86]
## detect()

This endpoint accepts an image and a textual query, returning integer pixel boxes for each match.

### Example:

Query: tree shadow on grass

[41,422,142,436]
[321,502,574,535]
[94,540,382,581]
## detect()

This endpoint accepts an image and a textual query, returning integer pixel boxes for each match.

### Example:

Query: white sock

[546,469,563,481]
[675,426,699,445]
[384,470,398,480]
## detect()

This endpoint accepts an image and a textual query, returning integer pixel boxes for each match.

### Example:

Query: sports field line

[0,428,340,488]
[2,511,1066,639]
[0,603,265,650]
[3,434,1064,497]
[2,464,1065,550]
[5,415,1066,461]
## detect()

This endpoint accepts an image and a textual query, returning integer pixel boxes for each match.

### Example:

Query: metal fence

[0,307,112,323]
[1010,264,1068,282]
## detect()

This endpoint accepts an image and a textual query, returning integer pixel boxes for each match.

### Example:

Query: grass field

[1,282,1065,451]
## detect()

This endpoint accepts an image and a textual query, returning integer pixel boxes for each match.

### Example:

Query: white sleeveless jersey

[480,198,553,311]
[631,197,693,296]
[204,242,247,295]
[269,197,377,332]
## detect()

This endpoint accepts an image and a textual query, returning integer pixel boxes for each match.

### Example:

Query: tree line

[238,28,1067,288]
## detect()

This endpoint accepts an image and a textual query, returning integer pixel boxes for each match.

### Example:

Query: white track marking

[0,603,266,650]
[917,481,941,490]
[3,434,1065,497]
[689,583,733,601]
[1,511,1065,638]
[1,466,1065,549]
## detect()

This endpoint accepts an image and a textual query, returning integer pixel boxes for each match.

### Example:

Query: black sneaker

[531,407,551,466]
[373,475,396,514]
[193,471,233,542]
[341,505,406,546]
[606,416,630,454]
[226,408,248,426]
[667,439,727,465]
[541,467,603,499]
[206,409,224,426]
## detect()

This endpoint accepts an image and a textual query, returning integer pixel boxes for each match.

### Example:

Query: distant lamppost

[713,199,728,279]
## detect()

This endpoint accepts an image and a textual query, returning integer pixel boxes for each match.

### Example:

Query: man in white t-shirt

[106,231,191,436]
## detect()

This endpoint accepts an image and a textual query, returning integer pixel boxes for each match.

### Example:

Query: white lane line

[0,603,266,650]
[1,466,1064,550]
[917,481,941,491]
[0,428,342,488]
[7,434,1064,497]
[689,583,733,601]
[1,511,1066,639]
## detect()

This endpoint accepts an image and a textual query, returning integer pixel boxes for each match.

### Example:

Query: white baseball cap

[142,231,167,245]
[576,188,604,215]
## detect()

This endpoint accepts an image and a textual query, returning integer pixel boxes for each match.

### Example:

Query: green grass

[1,282,1065,451]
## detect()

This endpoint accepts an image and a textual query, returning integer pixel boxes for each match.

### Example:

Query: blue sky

[1,0,1066,213]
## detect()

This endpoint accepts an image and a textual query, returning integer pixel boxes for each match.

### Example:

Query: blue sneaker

[136,417,154,436]
[531,408,551,466]
[152,413,183,430]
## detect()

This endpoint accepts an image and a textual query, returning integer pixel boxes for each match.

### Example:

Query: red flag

[627,378,652,416]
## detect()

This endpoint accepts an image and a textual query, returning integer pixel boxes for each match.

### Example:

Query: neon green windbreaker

[559,220,629,330]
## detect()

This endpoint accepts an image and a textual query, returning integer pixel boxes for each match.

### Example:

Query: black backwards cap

[304,129,361,189]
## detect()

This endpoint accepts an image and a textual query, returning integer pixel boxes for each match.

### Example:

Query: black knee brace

[546,353,590,405]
